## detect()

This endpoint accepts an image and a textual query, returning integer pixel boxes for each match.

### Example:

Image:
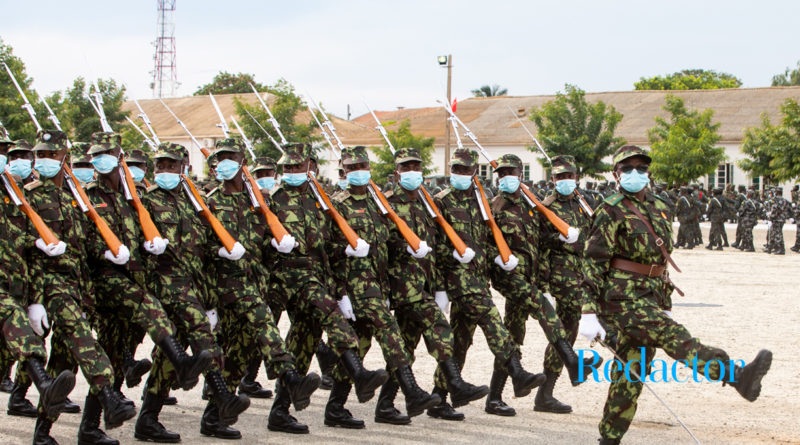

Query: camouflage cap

[612,145,651,165]
[126,149,149,164]
[450,147,478,168]
[252,156,277,173]
[551,155,577,174]
[0,134,13,145]
[88,132,122,155]
[209,137,244,161]
[70,142,93,163]
[277,142,310,165]
[394,147,422,165]
[494,153,522,171]
[33,130,69,151]
[153,142,186,161]
[341,146,370,166]
[8,139,33,154]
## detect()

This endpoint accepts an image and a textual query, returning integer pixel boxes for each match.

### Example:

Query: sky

[3,0,799,119]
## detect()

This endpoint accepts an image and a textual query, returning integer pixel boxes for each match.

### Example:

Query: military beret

[252,156,277,173]
[126,149,149,164]
[88,132,122,155]
[341,146,370,166]
[8,139,32,154]
[551,155,577,174]
[494,153,522,171]
[613,145,651,165]
[450,147,478,168]
[33,130,69,152]
[154,142,186,161]
[277,142,310,165]
[394,147,422,164]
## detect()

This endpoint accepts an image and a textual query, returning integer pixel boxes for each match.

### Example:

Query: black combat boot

[484,370,515,416]
[157,336,212,391]
[316,341,338,391]
[7,380,37,417]
[534,371,572,414]
[62,397,82,413]
[280,368,320,411]
[133,392,180,443]
[553,338,603,386]
[599,438,621,445]
[238,356,272,398]
[506,354,546,398]
[27,358,75,419]
[339,349,388,403]
[267,383,309,434]
[122,349,152,389]
[439,358,489,407]
[725,349,772,401]
[33,415,57,445]
[394,365,441,417]
[207,370,250,425]
[162,393,177,406]
[427,387,465,421]
[96,385,136,429]
[78,392,119,445]
[0,366,12,393]
[200,400,241,439]
[374,378,410,425]
[324,380,364,429]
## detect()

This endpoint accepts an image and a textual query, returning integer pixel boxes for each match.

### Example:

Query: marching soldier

[764,187,792,255]
[673,187,695,249]
[737,189,758,252]
[706,188,725,250]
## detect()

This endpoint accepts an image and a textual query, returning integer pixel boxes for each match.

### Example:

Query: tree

[647,95,726,185]
[739,114,779,184]
[740,99,800,183]
[634,69,742,90]
[471,84,508,97]
[529,84,625,178]
[0,39,47,141]
[771,61,800,86]
[369,119,436,187]
[195,72,266,96]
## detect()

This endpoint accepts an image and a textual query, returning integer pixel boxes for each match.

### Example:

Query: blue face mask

[91,154,119,174]
[619,171,649,193]
[128,166,145,182]
[399,171,423,191]
[449,174,472,191]
[72,167,95,184]
[498,175,521,194]
[346,170,371,186]
[0,155,6,171]
[34,158,63,178]
[283,172,307,187]
[555,179,576,196]
[256,177,275,190]
[215,159,241,182]
[183,165,190,176]
[155,172,180,190]
[7,159,32,179]
[337,179,348,190]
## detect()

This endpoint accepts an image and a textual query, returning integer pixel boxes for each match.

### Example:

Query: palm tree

[471,84,508,97]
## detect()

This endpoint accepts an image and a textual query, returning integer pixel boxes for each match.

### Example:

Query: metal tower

[151,0,178,98]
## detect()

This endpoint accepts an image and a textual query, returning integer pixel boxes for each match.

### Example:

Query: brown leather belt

[610,257,666,278]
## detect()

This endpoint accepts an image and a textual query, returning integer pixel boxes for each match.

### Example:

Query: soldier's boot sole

[285,372,320,412]
[450,384,490,408]
[125,359,152,388]
[354,370,388,403]
[41,371,76,419]
[732,350,772,402]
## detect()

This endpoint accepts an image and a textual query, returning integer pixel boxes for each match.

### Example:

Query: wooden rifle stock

[242,166,290,242]
[181,174,237,252]
[473,176,512,263]
[419,186,468,256]
[308,174,360,249]
[520,184,570,236]
[368,180,421,251]
[63,165,123,255]
[3,171,60,245]
[120,160,162,242]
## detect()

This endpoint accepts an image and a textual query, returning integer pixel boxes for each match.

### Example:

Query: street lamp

[438,54,453,173]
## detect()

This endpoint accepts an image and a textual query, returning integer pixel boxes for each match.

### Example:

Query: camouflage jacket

[675,195,695,223]
[0,185,35,303]
[86,178,147,274]
[433,185,498,298]
[737,198,757,224]
[582,191,674,315]
[768,197,793,223]
[539,191,592,289]
[707,197,724,222]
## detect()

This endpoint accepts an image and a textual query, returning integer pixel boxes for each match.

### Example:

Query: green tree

[647,95,726,185]
[471,84,508,97]
[740,99,800,183]
[529,84,625,178]
[634,69,742,90]
[195,72,266,96]
[739,114,779,184]
[771,61,800,86]
[369,119,435,186]
[0,39,47,141]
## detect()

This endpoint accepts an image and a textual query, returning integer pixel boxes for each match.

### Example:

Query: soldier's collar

[391,183,414,202]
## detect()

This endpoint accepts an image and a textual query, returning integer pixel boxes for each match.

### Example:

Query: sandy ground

[1,224,798,444]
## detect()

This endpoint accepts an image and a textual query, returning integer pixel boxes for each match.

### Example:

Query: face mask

[337,179,348,190]
[346,170,371,186]
[72,167,95,184]
[256,177,275,190]
[215,159,241,182]
[0,155,6,171]
[449,174,472,191]
[283,172,307,187]
[399,171,423,191]
[128,166,145,182]
[619,171,649,193]
[555,179,576,196]
[34,158,62,178]
[155,172,180,190]
[91,154,119,174]
[498,175,521,194]
[6,159,32,179]
[183,165,190,176]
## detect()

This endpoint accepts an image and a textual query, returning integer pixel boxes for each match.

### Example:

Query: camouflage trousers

[692,221,703,244]
[739,223,755,250]
[434,291,519,391]
[394,297,455,367]
[598,303,729,440]
[794,223,800,249]
[767,221,785,253]
[675,222,692,247]
[0,294,47,364]
[708,220,725,247]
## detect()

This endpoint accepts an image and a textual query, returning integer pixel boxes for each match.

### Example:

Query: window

[713,163,734,188]
[523,164,530,182]
[478,164,492,182]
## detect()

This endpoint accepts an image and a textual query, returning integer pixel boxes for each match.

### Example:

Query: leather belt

[610,257,666,278]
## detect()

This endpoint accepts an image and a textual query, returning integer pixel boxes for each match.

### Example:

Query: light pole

[438,54,452,174]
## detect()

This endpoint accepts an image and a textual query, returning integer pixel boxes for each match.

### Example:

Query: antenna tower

[151,0,178,97]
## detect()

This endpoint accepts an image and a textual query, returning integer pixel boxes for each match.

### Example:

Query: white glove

[27,304,49,336]
[662,310,672,319]
[452,247,475,264]
[338,295,356,321]
[558,227,580,244]
[385,299,391,309]
[345,238,370,258]
[104,245,130,265]
[271,234,297,254]
[35,238,67,257]
[578,313,606,342]
[494,254,519,271]
[143,237,169,255]
[407,240,432,258]
[543,292,556,310]
[434,291,450,314]
[218,242,246,261]
[206,308,218,331]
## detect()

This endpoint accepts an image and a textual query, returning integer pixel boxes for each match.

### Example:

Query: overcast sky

[3,1,799,118]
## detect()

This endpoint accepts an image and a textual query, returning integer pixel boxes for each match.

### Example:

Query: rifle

[242,108,283,153]
[2,62,42,132]
[133,99,161,145]
[2,172,60,245]
[0,119,9,139]
[363,99,469,256]
[307,94,423,252]
[249,83,288,144]
[125,116,158,150]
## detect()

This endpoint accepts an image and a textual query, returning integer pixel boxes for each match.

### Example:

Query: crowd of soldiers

[0,129,773,445]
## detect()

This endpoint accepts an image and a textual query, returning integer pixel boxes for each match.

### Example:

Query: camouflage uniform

[674,189,695,248]
[737,193,757,251]
[765,189,792,254]
[706,190,725,249]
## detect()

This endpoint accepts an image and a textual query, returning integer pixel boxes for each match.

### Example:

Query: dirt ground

[1,223,798,444]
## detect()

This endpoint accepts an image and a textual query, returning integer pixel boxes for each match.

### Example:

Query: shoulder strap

[621,198,681,273]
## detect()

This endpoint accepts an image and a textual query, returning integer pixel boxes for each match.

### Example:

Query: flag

[451,98,457,112]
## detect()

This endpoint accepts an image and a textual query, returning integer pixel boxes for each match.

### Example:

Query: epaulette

[85,182,98,191]
[491,193,507,214]
[434,187,451,200]
[383,189,394,199]
[205,186,219,200]
[603,192,624,206]
[542,193,556,207]
[24,180,42,191]
[146,185,159,193]
[332,190,350,203]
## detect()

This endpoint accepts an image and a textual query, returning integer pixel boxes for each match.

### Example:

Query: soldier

[70,142,96,185]
[490,154,599,416]
[125,149,150,188]
[326,146,440,427]
[429,147,545,420]
[706,188,725,250]
[737,189,758,252]
[6,139,36,185]
[791,185,799,253]
[654,183,675,215]
[673,187,694,249]
[764,187,792,255]
[578,145,772,445]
